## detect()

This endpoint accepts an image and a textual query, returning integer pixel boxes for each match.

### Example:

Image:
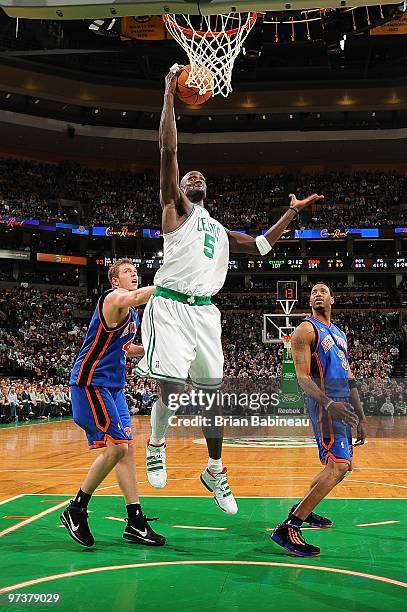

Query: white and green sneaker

[200,467,238,515]
[146,439,167,489]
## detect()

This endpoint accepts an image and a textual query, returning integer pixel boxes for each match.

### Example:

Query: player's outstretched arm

[160,66,192,233]
[105,286,156,310]
[227,193,324,254]
[291,322,358,427]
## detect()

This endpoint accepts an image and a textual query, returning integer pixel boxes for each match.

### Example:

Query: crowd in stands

[1,158,406,228]
[0,377,158,423]
[0,286,405,422]
[0,378,71,422]
[0,287,91,382]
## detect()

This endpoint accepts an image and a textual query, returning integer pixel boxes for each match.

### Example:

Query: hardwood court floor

[0,415,406,500]
[0,416,406,612]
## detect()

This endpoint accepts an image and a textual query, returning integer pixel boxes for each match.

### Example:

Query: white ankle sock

[150,399,173,446]
[208,458,223,474]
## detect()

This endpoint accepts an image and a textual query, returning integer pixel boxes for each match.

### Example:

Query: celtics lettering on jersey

[197,216,221,259]
[154,205,229,297]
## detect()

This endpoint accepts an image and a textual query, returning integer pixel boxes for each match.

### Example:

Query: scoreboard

[93,256,407,271]
[247,258,346,271]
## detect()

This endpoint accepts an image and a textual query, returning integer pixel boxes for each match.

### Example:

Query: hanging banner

[120,16,168,41]
[371,12,407,35]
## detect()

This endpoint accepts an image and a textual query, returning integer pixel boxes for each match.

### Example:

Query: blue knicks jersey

[306,316,350,399]
[70,290,139,388]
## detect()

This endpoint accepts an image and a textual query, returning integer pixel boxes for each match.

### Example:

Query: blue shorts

[70,385,134,449]
[306,397,353,465]
[315,435,353,465]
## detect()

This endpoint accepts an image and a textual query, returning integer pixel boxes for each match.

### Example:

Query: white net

[163,12,257,98]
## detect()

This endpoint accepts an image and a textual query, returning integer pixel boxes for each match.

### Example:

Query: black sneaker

[60,501,94,547]
[290,504,333,529]
[271,523,320,557]
[123,515,166,546]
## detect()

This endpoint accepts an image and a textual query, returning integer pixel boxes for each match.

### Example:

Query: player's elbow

[112,295,130,309]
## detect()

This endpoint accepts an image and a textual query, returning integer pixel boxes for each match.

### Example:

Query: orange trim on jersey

[84,386,110,433]
[88,436,135,449]
[75,323,103,385]
[89,441,107,449]
[325,451,351,465]
[105,433,134,445]
[313,351,334,451]
[97,296,131,334]
[313,352,325,391]
[310,320,321,360]
[86,332,114,385]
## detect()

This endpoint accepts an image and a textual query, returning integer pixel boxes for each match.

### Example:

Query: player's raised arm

[291,322,358,427]
[226,193,324,254]
[105,286,156,310]
[159,66,192,232]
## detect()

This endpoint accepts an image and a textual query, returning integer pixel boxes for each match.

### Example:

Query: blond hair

[108,258,134,286]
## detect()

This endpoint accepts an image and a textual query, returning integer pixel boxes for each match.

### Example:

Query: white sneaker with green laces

[146,439,167,489]
[200,467,238,514]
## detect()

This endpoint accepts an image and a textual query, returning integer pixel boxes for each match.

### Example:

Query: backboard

[0,1,401,20]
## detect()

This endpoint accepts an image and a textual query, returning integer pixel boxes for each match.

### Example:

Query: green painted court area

[0,495,406,611]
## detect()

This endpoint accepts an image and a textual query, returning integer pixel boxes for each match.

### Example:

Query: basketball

[176,64,213,106]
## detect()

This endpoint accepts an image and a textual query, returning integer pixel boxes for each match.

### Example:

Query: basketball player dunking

[136,67,324,514]
[272,282,367,556]
[61,259,165,548]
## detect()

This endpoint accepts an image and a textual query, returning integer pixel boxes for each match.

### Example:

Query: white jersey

[154,204,229,296]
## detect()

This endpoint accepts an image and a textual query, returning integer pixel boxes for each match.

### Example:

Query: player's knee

[160,382,185,407]
[329,460,349,480]
[106,442,128,461]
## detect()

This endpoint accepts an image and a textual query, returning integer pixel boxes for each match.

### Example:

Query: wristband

[324,399,334,412]
[255,234,272,256]
[289,206,300,217]
[349,379,358,390]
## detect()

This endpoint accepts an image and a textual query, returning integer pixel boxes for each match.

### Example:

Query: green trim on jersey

[190,381,223,390]
[154,286,212,306]
[134,367,186,385]
[162,204,196,237]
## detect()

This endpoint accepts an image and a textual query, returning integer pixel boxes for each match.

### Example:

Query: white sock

[208,458,223,474]
[150,399,173,446]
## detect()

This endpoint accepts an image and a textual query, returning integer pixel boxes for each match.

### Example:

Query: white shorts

[136,295,223,388]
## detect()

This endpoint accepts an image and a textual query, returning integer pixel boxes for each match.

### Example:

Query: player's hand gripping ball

[175,64,213,106]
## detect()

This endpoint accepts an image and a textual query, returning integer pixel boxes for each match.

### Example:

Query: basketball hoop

[162,12,258,98]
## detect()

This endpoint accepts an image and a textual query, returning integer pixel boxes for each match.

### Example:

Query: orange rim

[162,12,257,39]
